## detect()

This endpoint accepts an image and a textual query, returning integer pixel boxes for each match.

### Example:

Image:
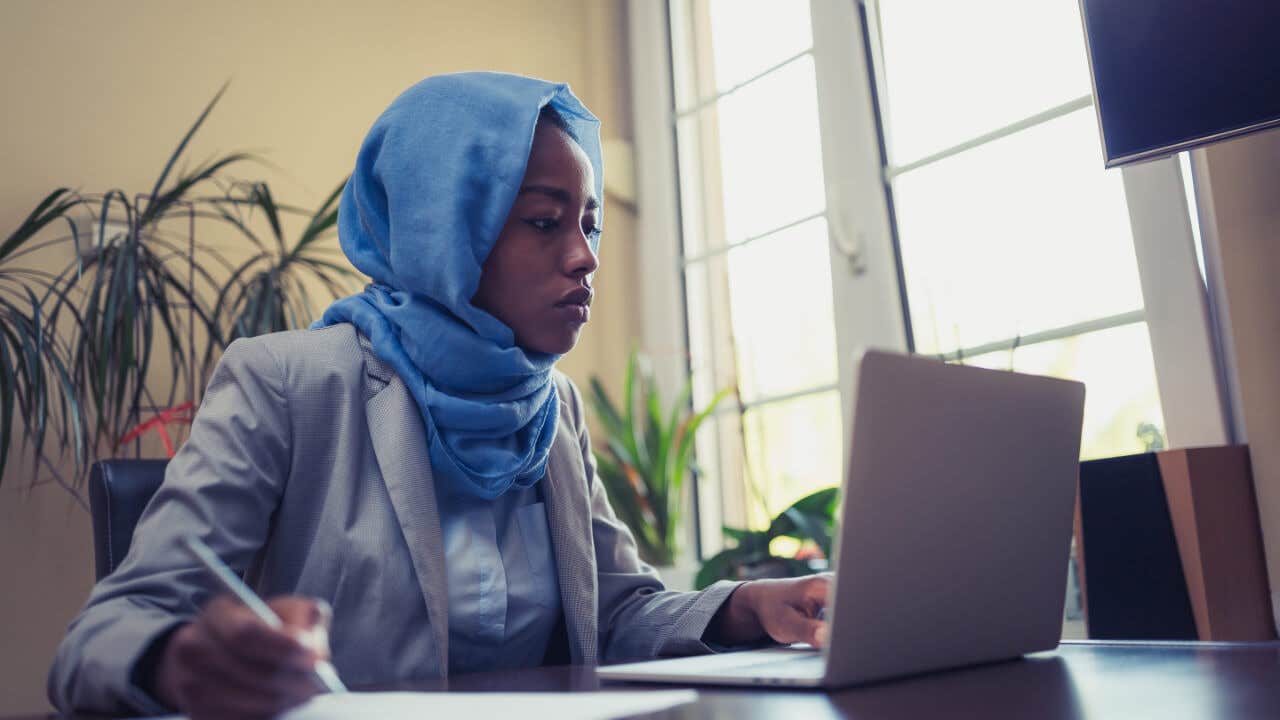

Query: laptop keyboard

[715,653,826,678]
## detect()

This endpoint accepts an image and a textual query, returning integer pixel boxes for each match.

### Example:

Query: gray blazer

[48,324,740,715]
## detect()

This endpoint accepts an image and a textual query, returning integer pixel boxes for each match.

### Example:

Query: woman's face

[473,120,601,355]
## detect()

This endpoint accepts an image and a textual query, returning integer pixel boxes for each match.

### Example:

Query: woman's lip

[556,303,589,325]
[557,286,593,307]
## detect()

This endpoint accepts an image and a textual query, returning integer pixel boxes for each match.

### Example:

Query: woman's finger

[270,596,333,661]
[794,574,832,617]
[766,605,826,647]
[803,574,832,603]
[176,621,316,703]
[202,595,316,671]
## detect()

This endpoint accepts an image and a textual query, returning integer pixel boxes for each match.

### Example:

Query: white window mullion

[628,0,713,561]
[628,0,688,404]
[680,209,828,266]
[673,49,813,118]
[809,0,910,459]
[711,382,842,417]
[1187,147,1249,445]
[887,95,1094,178]
[1121,157,1233,447]
[934,310,1146,363]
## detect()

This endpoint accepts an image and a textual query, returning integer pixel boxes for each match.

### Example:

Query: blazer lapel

[542,413,599,664]
[366,376,450,674]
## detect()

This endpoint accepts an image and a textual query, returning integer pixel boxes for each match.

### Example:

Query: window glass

[894,109,1144,355]
[876,0,1092,164]
[707,0,813,95]
[713,55,827,244]
[966,323,1167,458]
[741,390,845,528]
[712,217,840,403]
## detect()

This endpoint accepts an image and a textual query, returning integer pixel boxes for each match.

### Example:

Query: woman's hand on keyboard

[707,573,831,648]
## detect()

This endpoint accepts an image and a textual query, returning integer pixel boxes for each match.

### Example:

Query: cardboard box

[1157,445,1277,641]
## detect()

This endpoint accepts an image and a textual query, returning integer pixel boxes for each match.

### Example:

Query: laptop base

[597,647,826,687]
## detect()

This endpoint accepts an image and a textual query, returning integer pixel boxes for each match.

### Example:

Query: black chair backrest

[88,459,169,580]
[1078,453,1198,640]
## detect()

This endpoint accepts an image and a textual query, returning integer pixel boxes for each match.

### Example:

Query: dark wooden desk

[20,640,1280,719]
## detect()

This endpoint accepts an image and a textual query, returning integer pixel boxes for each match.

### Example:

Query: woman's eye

[585,226,603,240]
[526,218,559,232]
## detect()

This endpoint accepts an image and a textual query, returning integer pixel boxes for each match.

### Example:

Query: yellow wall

[0,1,637,713]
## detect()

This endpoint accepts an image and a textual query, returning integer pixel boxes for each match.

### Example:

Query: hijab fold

[314,72,604,500]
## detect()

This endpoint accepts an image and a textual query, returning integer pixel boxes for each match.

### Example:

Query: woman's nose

[565,233,599,278]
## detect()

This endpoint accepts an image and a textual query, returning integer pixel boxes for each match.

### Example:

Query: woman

[48,72,829,719]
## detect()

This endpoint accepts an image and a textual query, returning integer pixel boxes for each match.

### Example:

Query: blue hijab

[314,72,604,500]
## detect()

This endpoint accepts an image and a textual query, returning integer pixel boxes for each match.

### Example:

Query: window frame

[626,0,1232,563]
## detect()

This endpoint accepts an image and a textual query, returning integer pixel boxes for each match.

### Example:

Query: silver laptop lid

[823,349,1085,685]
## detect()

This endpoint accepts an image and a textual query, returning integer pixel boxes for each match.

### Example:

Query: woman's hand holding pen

[154,595,333,720]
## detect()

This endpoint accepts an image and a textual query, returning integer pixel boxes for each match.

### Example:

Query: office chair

[1077,453,1197,640]
[87,459,169,580]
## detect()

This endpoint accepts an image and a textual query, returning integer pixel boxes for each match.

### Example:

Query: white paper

[143,690,699,720]
[289,691,698,719]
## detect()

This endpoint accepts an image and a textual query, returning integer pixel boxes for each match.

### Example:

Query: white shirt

[438,484,562,673]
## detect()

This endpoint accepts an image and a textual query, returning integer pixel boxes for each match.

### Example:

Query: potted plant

[0,86,361,496]
[695,486,839,589]
[202,178,360,359]
[588,351,729,585]
[0,189,89,490]
[50,86,247,458]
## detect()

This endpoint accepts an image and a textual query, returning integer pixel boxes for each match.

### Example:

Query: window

[635,1,1226,566]
[870,0,1164,460]
[669,0,845,549]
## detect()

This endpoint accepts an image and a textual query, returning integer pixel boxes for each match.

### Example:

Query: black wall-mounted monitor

[1079,0,1280,168]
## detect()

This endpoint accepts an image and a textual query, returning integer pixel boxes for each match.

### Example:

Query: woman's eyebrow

[519,184,600,211]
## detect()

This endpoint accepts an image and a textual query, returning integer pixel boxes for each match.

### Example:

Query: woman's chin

[520,327,583,357]
[548,330,583,356]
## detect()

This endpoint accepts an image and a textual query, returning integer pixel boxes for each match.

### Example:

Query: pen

[178,534,348,694]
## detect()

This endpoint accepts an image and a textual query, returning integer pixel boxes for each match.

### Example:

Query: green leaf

[147,82,228,211]
[207,250,270,344]
[767,487,839,558]
[724,528,771,555]
[142,152,254,229]
[293,256,360,278]
[0,188,81,261]
[595,451,658,559]
[292,179,345,255]
[249,182,286,255]
[587,376,627,440]
[694,548,742,590]
[0,279,89,487]
[670,385,730,513]
[664,380,692,463]
[0,326,18,481]
[777,507,831,556]
[641,367,669,537]
[767,487,838,536]
[622,351,647,476]
[787,486,840,518]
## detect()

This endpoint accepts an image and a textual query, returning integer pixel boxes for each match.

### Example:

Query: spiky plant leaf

[588,350,728,566]
[207,179,361,350]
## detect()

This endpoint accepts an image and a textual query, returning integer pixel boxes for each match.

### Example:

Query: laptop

[597,348,1086,688]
